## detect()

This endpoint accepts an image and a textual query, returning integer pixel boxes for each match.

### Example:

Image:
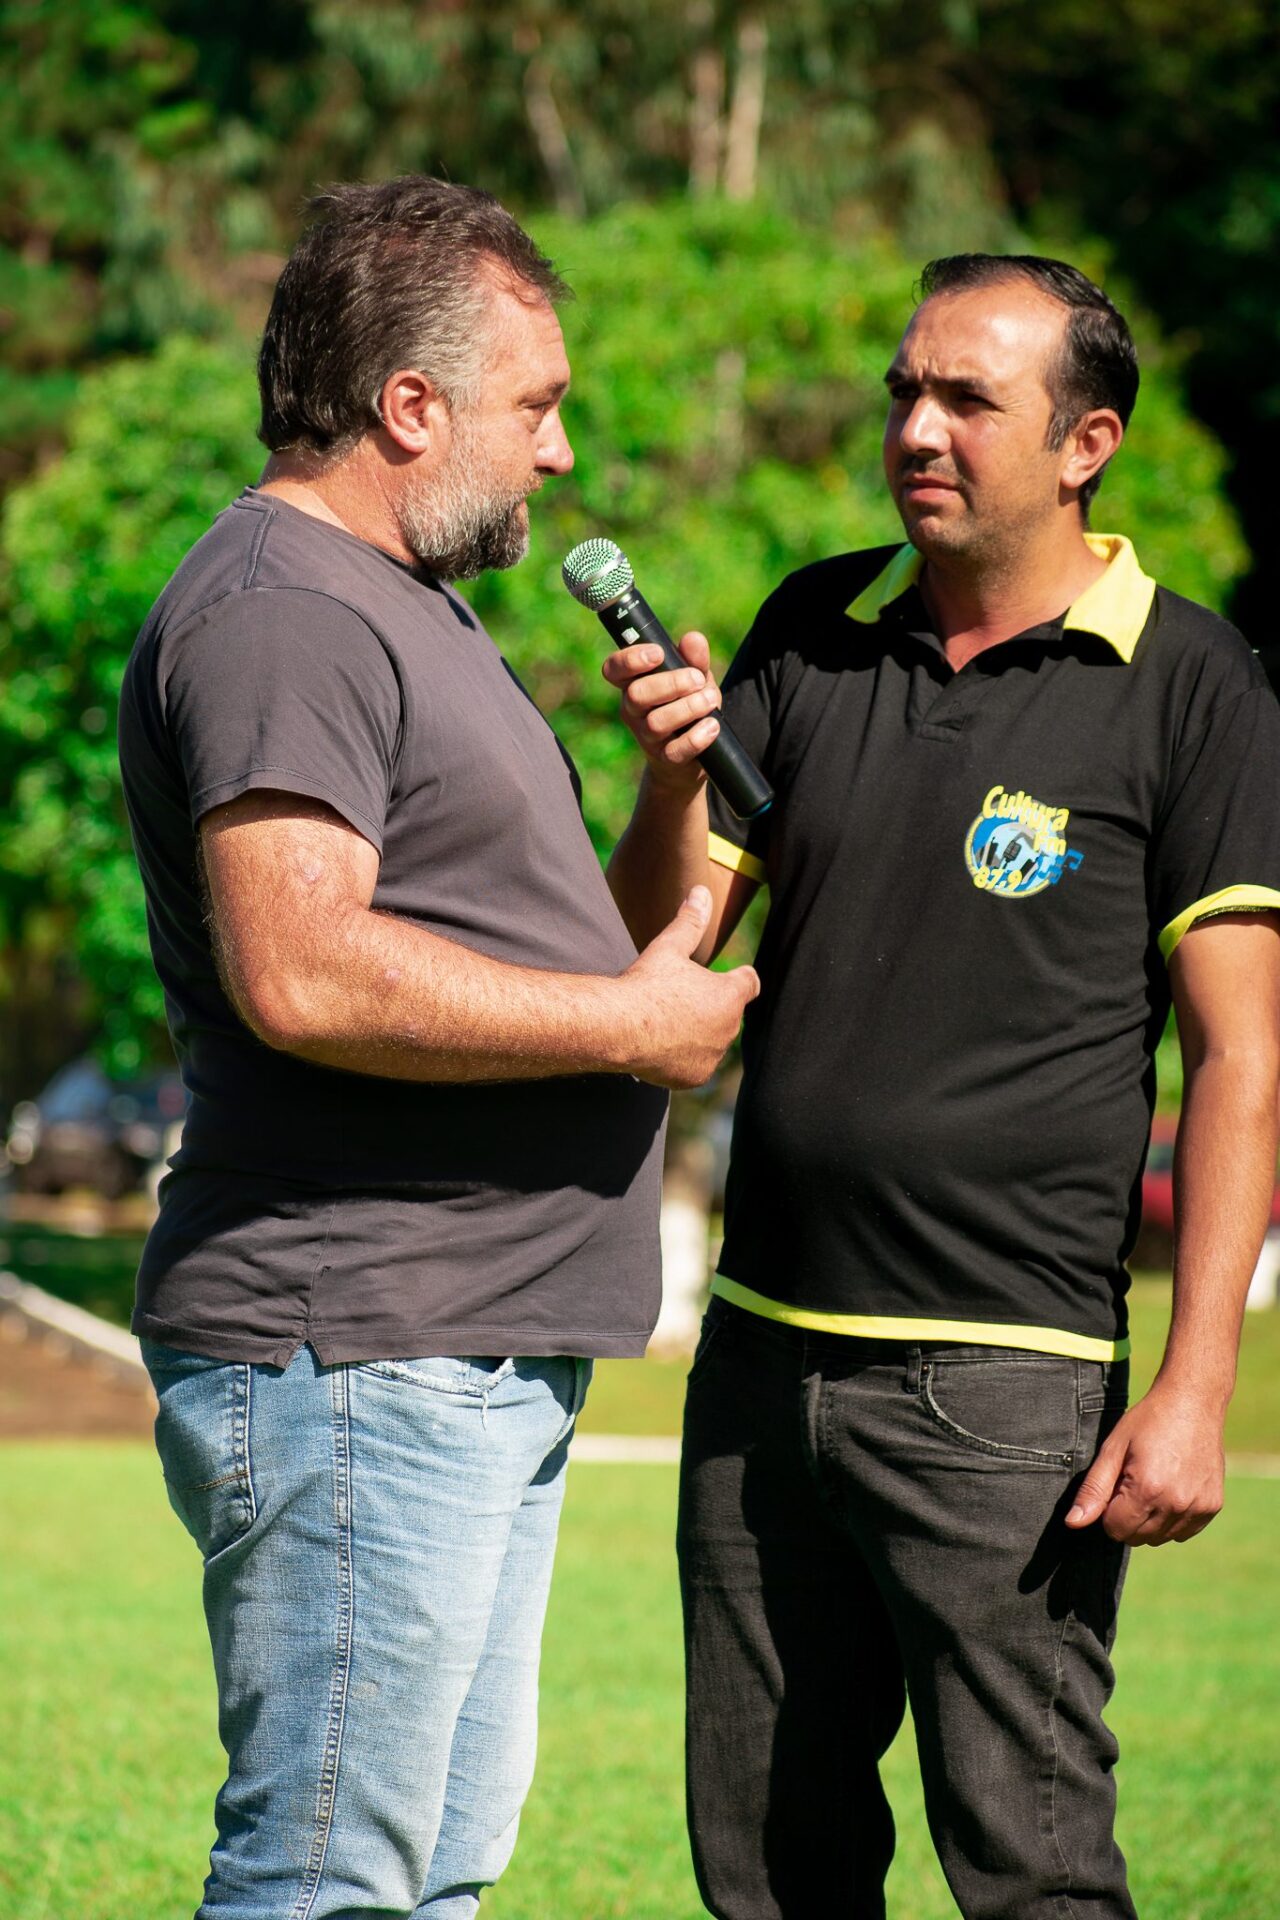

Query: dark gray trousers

[677,1298,1136,1920]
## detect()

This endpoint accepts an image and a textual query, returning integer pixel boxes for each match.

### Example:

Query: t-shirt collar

[846,533,1157,663]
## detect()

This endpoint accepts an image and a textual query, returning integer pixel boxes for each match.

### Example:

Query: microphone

[562,539,773,821]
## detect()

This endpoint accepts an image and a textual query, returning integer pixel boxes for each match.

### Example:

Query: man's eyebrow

[520,378,570,405]
[883,365,997,397]
[940,371,997,396]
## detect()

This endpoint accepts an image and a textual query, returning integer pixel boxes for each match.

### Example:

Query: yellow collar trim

[1063,535,1157,662]
[846,544,923,624]
[845,532,1156,664]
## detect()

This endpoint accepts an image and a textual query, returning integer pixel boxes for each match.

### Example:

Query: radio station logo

[964,783,1083,898]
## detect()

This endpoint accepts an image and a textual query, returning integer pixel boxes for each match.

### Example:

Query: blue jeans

[142,1340,592,1920]
[679,1299,1134,1919]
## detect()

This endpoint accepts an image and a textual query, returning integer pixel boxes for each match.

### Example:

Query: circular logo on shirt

[964,784,1084,898]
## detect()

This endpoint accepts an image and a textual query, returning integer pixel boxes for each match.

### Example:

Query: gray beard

[398,430,532,581]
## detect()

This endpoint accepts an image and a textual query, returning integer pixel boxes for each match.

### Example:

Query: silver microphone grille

[561,537,635,609]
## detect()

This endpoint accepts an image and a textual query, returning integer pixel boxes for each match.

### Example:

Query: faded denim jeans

[142,1340,591,1920]
[678,1297,1134,1920]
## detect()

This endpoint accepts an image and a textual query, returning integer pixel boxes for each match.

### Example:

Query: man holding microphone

[119,177,757,1918]
[604,255,1280,1918]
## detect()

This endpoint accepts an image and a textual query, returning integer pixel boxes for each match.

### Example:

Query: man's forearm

[1065,1050,1276,1545]
[607,771,714,951]
[201,790,757,1091]
[1066,918,1280,1544]
[213,868,750,1091]
[232,899,634,1082]
[1158,1051,1280,1407]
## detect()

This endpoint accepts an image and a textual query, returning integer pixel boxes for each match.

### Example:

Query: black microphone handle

[597,587,774,821]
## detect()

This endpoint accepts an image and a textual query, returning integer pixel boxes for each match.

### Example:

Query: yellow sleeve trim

[1158,885,1280,961]
[710,1275,1130,1363]
[708,832,767,887]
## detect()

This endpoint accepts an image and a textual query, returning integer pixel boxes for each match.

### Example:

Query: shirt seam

[167,582,400,641]
[188,766,386,845]
[1166,680,1269,772]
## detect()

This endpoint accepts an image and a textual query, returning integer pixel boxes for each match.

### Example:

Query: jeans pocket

[686,1300,732,1388]
[1076,1371,1130,1470]
[355,1355,517,1395]
[143,1344,257,1559]
[1078,1358,1130,1419]
[920,1354,1077,1466]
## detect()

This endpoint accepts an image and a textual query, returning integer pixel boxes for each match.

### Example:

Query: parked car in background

[1136,1112,1280,1270]
[1138,1114,1178,1241]
[4,1056,186,1200]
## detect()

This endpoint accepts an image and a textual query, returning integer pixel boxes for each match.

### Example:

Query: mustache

[897,462,962,487]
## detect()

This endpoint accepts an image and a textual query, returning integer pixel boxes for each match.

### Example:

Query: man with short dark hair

[118,176,757,1919]
[605,254,1280,1917]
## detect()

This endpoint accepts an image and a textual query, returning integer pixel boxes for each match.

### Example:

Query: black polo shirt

[707,535,1280,1358]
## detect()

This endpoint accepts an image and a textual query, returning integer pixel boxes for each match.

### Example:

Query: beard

[397,412,533,581]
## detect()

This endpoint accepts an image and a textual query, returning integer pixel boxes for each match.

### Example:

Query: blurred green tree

[0,334,261,1073]
[0,0,222,479]
[4,0,1277,676]
[953,0,1280,679]
[0,202,1246,1071]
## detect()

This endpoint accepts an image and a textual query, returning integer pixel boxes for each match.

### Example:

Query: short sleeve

[1150,682,1280,959]
[160,588,403,849]
[707,606,783,887]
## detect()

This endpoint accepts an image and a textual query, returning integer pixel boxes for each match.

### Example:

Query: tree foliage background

[0,0,1273,1085]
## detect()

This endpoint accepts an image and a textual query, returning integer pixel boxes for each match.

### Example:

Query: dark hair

[917,254,1139,514]
[258,177,568,457]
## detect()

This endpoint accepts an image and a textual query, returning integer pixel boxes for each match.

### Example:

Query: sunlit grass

[1,1438,1277,1919]
[3,1238,1277,1916]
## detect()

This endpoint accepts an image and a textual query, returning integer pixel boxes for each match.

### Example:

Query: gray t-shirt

[119,491,666,1364]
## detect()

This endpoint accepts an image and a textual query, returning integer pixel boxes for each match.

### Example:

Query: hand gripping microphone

[562,539,773,820]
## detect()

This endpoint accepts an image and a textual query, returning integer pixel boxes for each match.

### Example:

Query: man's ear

[377,369,451,457]
[1060,407,1123,499]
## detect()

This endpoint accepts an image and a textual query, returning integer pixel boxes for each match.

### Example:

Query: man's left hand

[1064,1385,1225,1545]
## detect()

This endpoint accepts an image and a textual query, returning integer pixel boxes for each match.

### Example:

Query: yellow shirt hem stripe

[710,1275,1130,1362]
[708,832,767,886]
[1158,885,1280,961]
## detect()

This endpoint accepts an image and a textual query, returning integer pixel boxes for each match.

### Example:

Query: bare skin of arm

[199,790,758,1091]
[603,630,758,962]
[1066,912,1280,1545]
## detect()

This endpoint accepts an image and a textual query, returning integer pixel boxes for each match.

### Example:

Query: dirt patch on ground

[0,1316,155,1439]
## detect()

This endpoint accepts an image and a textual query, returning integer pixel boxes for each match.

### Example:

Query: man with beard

[117,178,757,1920]
[603,255,1280,1916]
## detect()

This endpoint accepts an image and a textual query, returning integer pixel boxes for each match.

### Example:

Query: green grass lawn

[3,1237,1277,1915]
[1,1441,1277,1920]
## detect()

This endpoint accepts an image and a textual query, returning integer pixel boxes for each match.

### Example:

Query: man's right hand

[618,886,759,1088]
[601,630,723,786]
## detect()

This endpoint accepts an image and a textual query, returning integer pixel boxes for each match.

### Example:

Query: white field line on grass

[3,1272,1279,1476]
[1224,1453,1280,1480]
[573,1434,682,1464]
[571,1438,1280,1474]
